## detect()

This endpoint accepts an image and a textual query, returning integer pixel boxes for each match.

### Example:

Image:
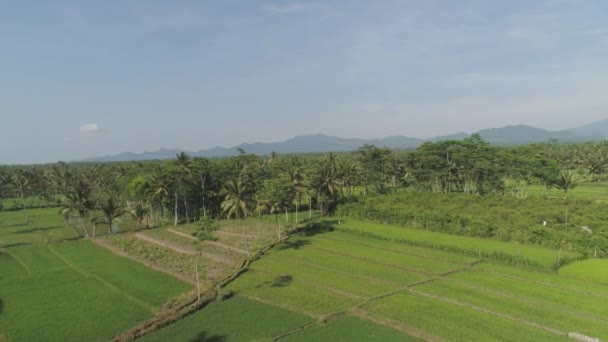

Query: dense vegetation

[2,136,608,254]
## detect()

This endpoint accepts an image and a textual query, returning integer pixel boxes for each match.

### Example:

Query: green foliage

[328,219,581,269]
[192,217,220,241]
[337,191,608,258]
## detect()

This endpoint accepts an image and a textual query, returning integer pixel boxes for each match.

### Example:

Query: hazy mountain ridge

[82,120,608,162]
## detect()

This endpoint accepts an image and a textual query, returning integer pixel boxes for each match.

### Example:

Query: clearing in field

[0,208,77,247]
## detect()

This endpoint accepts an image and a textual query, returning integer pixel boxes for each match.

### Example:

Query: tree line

[1,136,607,234]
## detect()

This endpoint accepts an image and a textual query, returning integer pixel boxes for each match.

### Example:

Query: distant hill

[477,125,579,145]
[81,119,608,162]
[569,119,608,138]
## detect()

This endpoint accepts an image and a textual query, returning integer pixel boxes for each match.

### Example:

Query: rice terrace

[3,1,608,341]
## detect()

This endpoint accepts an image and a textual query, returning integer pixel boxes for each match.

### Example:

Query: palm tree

[315,153,341,215]
[552,170,583,198]
[128,201,150,228]
[99,195,126,234]
[221,176,253,255]
[12,169,30,207]
[284,157,308,224]
[148,166,171,222]
[173,152,193,225]
[60,178,94,238]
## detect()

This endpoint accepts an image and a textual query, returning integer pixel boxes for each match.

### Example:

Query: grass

[365,292,569,342]
[0,208,77,247]
[329,219,580,268]
[282,316,420,341]
[0,241,190,342]
[559,259,608,284]
[417,278,608,338]
[141,296,313,342]
[529,183,608,201]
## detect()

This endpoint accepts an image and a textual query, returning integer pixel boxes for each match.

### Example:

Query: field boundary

[2,249,32,276]
[477,268,608,299]
[349,309,443,342]
[409,289,567,336]
[271,258,484,340]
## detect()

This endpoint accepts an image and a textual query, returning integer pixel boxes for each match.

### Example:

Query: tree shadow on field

[15,225,61,234]
[0,299,4,314]
[271,274,293,287]
[275,239,311,251]
[302,220,337,237]
[1,242,30,248]
[190,332,226,342]
[256,274,294,289]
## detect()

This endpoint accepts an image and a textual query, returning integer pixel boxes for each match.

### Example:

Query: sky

[1,0,608,164]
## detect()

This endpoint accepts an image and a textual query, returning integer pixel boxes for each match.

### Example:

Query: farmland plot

[0,241,190,342]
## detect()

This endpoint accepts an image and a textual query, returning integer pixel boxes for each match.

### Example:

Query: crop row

[417,278,608,338]
[305,234,469,274]
[266,243,429,285]
[249,254,399,297]
[364,292,570,342]
[313,230,477,265]
[329,219,580,269]
[224,269,359,316]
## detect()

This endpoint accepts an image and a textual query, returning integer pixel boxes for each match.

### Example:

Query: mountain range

[82,119,608,162]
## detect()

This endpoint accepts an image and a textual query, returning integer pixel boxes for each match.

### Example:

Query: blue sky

[1,0,608,164]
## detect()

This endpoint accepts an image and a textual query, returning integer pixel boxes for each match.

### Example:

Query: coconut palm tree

[552,170,583,198]
[315,153,341,215]
[148,166,171,221]
[221,176,253,255]
[128,201,150,228]
[284,157,308,224]
[98,195,126,234]
[60,178,94,238]
[173,152,193,225]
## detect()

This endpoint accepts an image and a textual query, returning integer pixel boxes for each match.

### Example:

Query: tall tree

[98,194,126,235]
[60,178,94,238]
[221,176,254,255]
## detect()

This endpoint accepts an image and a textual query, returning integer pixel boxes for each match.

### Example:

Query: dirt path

[166,228,249,256]
[91,238,196,285]
[135,232,236,266]
[166,228,197,240]
[215,230,252,238]
[204,240,249,256]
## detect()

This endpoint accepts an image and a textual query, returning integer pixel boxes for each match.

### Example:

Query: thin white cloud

[80,123,100,133]
[263,2,320,14]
